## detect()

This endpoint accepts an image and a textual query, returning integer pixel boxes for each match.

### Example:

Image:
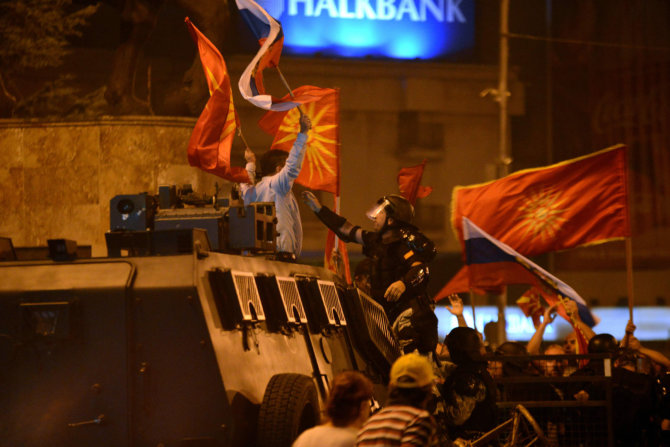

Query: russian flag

[236,0,296,111]
[463,217,597,327]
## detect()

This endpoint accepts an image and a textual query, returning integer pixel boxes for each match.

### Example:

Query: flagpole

[334,195,341,252]
[470,291,477,332]
[275,66,304,114]
[237,127,250,150]
[496,0,511,346]
[625,237,634,323]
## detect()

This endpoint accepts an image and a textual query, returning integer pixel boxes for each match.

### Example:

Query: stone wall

[0,116,221,257]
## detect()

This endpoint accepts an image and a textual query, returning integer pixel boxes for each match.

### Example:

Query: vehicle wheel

[257,373,320,447]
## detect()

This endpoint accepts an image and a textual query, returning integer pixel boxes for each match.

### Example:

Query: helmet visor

[365,198,390,222]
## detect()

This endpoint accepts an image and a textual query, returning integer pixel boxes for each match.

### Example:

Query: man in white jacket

[240,113,312,260]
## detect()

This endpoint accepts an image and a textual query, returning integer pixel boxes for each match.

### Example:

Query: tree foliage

[0,0,99,115]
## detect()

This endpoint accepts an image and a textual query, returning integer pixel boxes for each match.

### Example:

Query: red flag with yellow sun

[259,87,350,282]
[258,86,340,193]
[451,144,629,257]
[185,17,249,183]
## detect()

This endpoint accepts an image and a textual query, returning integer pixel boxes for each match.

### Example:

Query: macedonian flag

[185,18,249,183]
[451,144,630,257]
[398,159,433,206]
[258,86,340,193]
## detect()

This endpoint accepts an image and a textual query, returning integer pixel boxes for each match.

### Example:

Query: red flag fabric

[397,159,433,206]
[324,229,352,283]
[452,144,629,257]
[185,18,249,183]
[433,266,503,301]
[574,327,589,357]
[258,87,340,193]
[517,287,545,327]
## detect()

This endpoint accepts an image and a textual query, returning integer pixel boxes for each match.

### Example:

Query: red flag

[259,87,340,193]
[185,18,249,183]
[433,266,503,301]
[452,145,629,257]
[397,159,433,206]
[517,287,546,327]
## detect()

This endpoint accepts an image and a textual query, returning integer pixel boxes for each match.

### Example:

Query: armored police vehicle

[0,185,401,447]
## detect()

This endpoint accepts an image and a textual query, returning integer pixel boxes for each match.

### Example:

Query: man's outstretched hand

[301,190,322,213]
[299,114,312,133]
[244,148,256,164]
[384,280,406,302]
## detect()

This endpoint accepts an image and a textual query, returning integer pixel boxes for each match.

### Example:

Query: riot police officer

[302,192,438,355]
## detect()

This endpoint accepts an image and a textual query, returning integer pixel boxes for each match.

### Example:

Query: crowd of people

[287,317,670,447]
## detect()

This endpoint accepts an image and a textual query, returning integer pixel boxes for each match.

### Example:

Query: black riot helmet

[588,333,619,354]
[366,194,414,226]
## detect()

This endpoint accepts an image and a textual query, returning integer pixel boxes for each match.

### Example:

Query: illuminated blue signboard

[257,0,475,59]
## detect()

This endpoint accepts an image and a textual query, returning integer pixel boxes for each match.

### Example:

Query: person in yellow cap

[355,353,439,446]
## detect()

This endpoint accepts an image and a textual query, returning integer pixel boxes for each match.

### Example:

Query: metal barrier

[490,353,615,447]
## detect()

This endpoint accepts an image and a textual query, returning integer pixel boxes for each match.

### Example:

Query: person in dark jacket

[570,333,656,447]
[441,327,498,441]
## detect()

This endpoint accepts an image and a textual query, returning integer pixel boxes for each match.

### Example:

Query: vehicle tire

[257,373,320,447]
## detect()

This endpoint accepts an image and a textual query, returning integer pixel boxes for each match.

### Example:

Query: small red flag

[517,287,546,327]
[185,18,249,183]
[397,159,433,206]
[433,266,503,302]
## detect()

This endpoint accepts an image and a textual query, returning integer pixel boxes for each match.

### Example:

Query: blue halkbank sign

[258,0,475,59]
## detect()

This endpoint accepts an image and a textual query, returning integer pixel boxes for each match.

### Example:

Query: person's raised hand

[543,302,559,325]
[244,148,256,164]
[627,335,642,351]
[384,280,406,302]
[446,294,464,316]
[301,190,322,212]
[299,114,312,133]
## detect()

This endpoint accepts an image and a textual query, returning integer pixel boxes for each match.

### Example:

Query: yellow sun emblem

[273,101,338,183]
[516,187,568,242]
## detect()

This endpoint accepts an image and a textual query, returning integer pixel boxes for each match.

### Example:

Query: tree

[0,0,98,117]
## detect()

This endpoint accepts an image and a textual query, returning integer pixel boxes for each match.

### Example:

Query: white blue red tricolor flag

[463,217,597,327]
[236,0,324,111]
[236,0,292,110]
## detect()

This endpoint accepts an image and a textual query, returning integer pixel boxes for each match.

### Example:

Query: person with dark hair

[569,332,656,447]
[441,327,497,442]
[241,113,312,260]
[302,191,438,355]
[292,371,374,447]
[356,353,438,446]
